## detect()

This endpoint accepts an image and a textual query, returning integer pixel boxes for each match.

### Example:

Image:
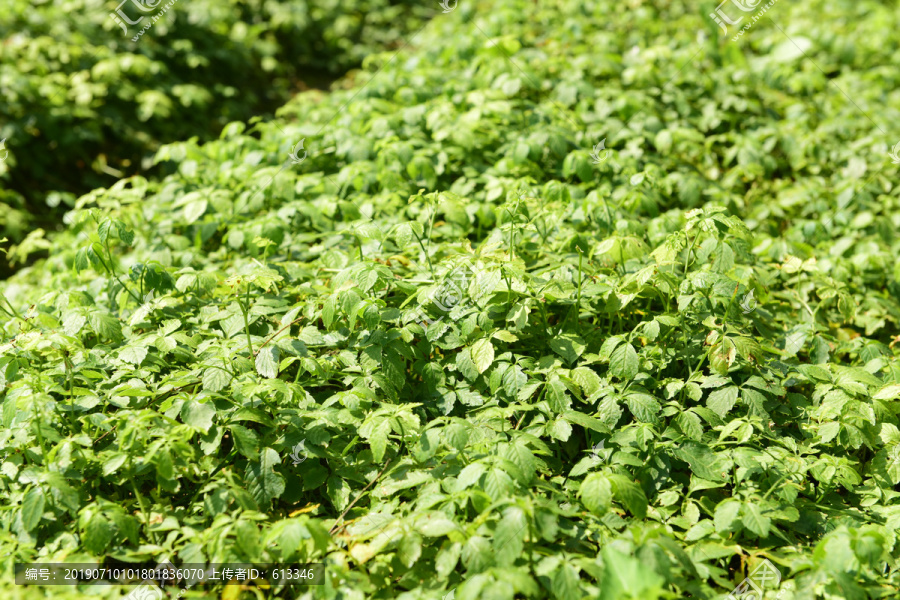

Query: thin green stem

[127,465,158,544]
[65,355,77,432]
[576,249,584,331]
[682,229,699,276]
[95,246,141,304]
[411,229,435,280]
[33,405,48,463]
[761,472,792,502]
[242,282,254,357]
[0,292,23,320]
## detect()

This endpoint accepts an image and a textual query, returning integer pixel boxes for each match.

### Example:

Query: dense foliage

[2,0,900,598]
[0,0,429,250]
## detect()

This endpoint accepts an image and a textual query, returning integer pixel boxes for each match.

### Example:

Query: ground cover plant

[2,0,900,598]
[0,0,430,256]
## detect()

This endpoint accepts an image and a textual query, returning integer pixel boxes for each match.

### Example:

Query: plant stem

[128,464,158,544]
[682,229,699,276]
[0,292,23,321]
[242,282,254,357]
[411,229,435,280]
[33,404,48,463]
[576,249,583,330]
[96,245,141,304]
[65,354,77,432]
[255,316,304,356]
[329,458,395,534]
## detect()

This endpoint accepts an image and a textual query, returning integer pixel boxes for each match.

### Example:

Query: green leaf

[418,514,459,537]
[398,532,422,568]
[598,546,665,599]
[278,520,308,559]
[74,247,90,272]
[181,399,216,433]
[599,335,624,361]
[874,385,900,400]
[671,442,727,482]
[83,513,112,554]
[183,199,208,224]
[119,346,148,366]
[363,419,391,462]
[580,473,612,516]
[742,503,771,538]
[623,390,660,423]
[609,343,638,380]
[456,348,479,381]
[98,220,113,244]
[676,411,703,441]
[493,506,526,567]
[875,445,900,485]
[436,542,462,579]
[551,563,581,600]
[546,378,572,412]
[571,367,602,397]
[707,385,738,418]
[608,474,648,519]
[563,410,609,433]
[549,333,586,364]
[501,364,526,397]
[471,339,495,374]
[102,453,128,476]
[255,346,280,379]
[114,220,135,245]
[770,36,812,63]
[247,447,286,507]
[230,424,260,460]
[21,487,44,532]
[202,367,231,393]
[714,499,741,533]
[63,313,87,337]
[89,312,122,341]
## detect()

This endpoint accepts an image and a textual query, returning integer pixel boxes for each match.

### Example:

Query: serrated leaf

[457,348,479,381]
[493,506,526,567]
[114,220,135,245]
[119,346,148,366]
[598,546,665,598]
[580,473,612,516]
[203,367,231,393]
[550,333,586,364]
[102,453,128,476]
[707,385,738,418]
[714,499,741,533]
[89,312,122,341]
[501,364,526,397]
[571,367,602,397]
[552,563,581,600]
[609,343,638,380]
[21,487,44,532]
[676,411,703,440]
[874,385,900,400]
[471,339,495,374]
[83,513,111,554]
[608,474,648,519]
[255,346,280,379]
[230,424,260,460]
[181,398,216,433]
[364,419,391,462]
[247,447,286,507]
[63,313,86,337]
[742,503,771,537]
[624,391,660,423]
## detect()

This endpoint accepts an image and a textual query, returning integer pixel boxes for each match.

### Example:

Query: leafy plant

[2,0,900,598]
